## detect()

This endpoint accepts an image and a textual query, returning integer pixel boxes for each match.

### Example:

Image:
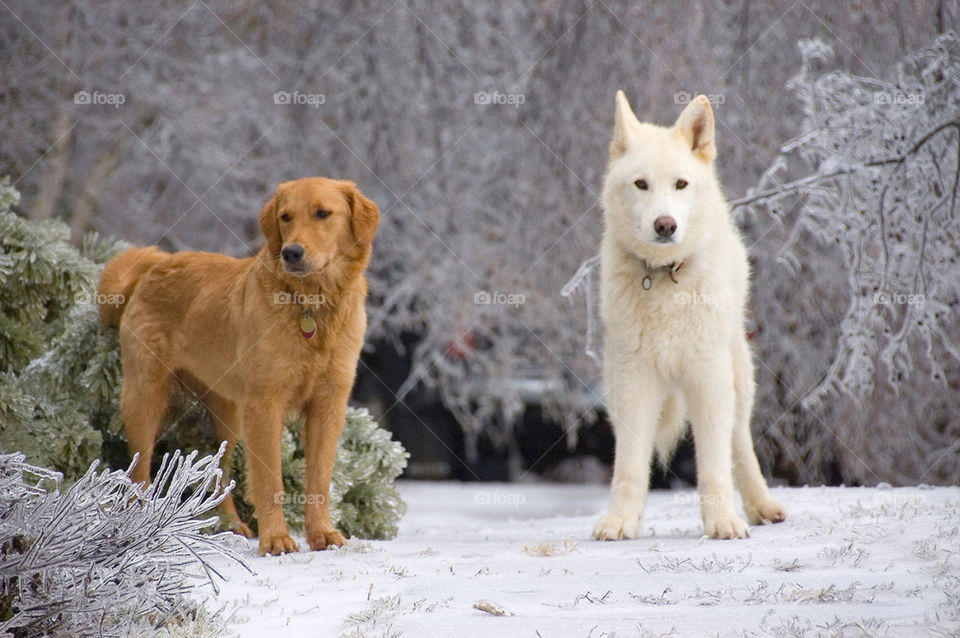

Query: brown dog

[97,177,379,555]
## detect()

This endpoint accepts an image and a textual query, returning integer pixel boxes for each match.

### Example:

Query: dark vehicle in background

[354,335,696,488]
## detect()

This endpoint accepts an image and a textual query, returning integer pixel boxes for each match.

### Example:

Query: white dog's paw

[592,513,642,540]
[703,514,750,539]
[744,499,786,526]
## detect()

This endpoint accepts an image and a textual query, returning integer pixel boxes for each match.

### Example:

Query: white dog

[592,91,786,540]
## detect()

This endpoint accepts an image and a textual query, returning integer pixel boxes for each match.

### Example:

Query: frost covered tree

[0,176,121,478]
[741,36,960,399]
[734,35,960,485]
[1,1,957,479]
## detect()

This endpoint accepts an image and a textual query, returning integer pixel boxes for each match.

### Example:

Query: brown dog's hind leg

[119,347,172,488]
[204,391,255,538]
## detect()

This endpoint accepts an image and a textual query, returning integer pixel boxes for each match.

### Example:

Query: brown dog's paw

[259,533,299,556]
[306,528,347,551]
[230,520,256,539]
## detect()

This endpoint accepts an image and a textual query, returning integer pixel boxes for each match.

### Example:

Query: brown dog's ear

[258,192,281,260]
[342,181,379,245]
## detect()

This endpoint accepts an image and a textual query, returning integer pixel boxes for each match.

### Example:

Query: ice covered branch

[0,445,248,638]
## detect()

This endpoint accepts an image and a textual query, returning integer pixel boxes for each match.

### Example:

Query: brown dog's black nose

[654,215,677,238]
[281,244,304,264]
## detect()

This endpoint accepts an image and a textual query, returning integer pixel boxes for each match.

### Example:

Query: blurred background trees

[1,0,957,485]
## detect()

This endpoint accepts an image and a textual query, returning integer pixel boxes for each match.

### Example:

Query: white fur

[593,92,786,541]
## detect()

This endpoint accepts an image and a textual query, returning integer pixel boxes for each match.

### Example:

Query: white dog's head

[602,91,719,262]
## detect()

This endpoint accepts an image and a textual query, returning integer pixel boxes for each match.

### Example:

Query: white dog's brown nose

[654,215,677,238]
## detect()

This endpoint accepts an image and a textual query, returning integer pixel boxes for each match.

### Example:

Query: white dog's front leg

[685,360,749,539]
[593,355,663,541]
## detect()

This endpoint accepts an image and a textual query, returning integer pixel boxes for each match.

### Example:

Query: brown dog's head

[259,177,379,278]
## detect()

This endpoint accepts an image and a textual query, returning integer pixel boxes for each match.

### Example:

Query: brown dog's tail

[97,246,167,329]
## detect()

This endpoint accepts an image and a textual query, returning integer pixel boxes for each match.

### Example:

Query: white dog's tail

[654,393,688,466]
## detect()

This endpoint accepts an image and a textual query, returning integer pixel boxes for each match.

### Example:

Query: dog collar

[641,260,684,290]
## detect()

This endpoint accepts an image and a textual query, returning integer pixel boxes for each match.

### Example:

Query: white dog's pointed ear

[675,95,716,163]
[611,90,640,159]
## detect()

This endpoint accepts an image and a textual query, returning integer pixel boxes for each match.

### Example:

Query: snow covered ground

[203,482,960,637]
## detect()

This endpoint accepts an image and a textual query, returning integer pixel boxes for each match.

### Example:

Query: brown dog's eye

[675,179,688,190]
[634,179,648,190]
[280,212,291,222]
[315,209,331,219]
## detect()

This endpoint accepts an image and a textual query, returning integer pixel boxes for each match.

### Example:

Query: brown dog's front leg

[242,400,298,555]
[303,390,349,550]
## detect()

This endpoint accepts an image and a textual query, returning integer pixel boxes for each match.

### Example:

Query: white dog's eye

[675,179,688,190]
[634,179,648,190]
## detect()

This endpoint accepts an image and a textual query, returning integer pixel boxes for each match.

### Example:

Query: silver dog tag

[642,275,652,290]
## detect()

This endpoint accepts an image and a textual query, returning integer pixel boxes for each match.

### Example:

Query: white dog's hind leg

[593,357,663,541]
[731,337,786,525]
[685,356,750,539]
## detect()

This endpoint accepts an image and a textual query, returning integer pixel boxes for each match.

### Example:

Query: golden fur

[98,177,379,555]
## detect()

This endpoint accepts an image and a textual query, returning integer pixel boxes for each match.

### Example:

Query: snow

[203,482,960,637]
